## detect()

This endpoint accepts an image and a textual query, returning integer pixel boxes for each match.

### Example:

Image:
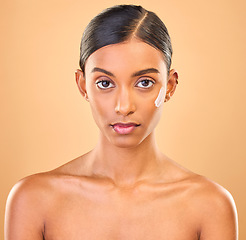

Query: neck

[88,132,164,187]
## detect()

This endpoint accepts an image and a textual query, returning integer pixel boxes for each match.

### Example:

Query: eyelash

[95,78,155,90]
[136,79,155,89]
[96,79,115,90]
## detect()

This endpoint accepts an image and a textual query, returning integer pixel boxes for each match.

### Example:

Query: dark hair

[79,5,173,73]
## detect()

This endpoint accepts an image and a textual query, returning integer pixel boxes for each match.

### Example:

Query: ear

[75,69,89,101]
[165,69,179,102]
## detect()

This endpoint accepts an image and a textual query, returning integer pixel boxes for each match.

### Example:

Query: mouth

[110,122,141,135]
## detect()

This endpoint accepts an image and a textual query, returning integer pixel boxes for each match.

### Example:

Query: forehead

[84,38,167,77]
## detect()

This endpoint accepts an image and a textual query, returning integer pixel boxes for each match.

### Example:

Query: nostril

[115,101,136,116]
[114,89,136,116]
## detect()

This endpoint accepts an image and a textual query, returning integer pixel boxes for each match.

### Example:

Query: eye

[136,79,155,89]
[96,80,115,89]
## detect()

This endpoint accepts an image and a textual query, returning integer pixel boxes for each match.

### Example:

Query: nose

[115,87,136,116]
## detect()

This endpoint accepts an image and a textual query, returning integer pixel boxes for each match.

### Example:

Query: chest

[44,188,200,240]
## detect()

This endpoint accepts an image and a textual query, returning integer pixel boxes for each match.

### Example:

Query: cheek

[154,86,166,108]
[88,93,113,125]
[143,87,166,130]
[87,84,108,118]
[138,91,163,121]
[143,103,163,133]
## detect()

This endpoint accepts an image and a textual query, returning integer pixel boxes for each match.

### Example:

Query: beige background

[1,0,245,238]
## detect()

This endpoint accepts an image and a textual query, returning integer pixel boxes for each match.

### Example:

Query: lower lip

[112,124,138,135]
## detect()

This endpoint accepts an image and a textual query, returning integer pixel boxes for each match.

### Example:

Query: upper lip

[110,122,140,127]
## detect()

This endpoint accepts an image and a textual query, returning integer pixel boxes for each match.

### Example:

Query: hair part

[79,5,173,74]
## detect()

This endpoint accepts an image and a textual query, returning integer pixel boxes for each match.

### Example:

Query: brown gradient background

[1,0,245,238]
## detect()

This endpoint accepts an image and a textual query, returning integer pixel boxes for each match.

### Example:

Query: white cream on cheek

[155,86,166,108]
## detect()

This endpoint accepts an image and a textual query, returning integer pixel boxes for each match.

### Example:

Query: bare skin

[5,38,238,240]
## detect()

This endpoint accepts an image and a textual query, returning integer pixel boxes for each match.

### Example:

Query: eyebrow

[91,67,115,77]
[131,68,160,77]
[91,67,160,78]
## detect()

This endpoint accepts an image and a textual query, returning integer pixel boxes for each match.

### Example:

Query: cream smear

[155,86,166,108]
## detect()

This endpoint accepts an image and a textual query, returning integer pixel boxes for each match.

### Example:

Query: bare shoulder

[7,152,93,205]
[163,157,237,214]
[6,167,79,209]
[189,175,237,213]
[6,153,92,207]
[5,172,57,239]
[187,175,238,239]
[6,172,57,220]
[162,156,238,239]
[7,172,53,201]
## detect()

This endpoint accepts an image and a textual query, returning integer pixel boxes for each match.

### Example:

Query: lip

[110,122,140,135]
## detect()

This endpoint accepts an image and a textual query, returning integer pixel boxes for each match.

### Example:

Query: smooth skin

[5,38,238,240]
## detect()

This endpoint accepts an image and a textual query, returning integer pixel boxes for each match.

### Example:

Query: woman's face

[77,38,173,148]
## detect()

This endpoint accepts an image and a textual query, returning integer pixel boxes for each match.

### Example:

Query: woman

[5,4,238,240]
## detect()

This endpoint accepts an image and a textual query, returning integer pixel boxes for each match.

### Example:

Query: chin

[107,133,150,149]
[112,139,141,148]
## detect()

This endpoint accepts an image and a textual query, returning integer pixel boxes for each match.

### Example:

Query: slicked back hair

[79,5,173,74]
